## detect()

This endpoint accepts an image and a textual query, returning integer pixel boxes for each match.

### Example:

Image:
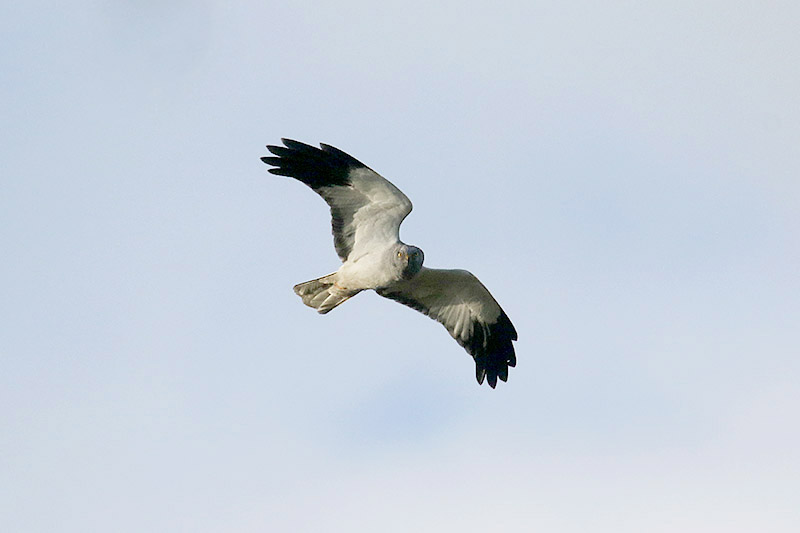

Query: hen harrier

[261,139,518,387]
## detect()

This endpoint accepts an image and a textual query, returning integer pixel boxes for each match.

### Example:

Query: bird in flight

[261,139,517,387]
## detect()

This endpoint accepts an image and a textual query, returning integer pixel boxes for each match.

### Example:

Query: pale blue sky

[2,1,799,531]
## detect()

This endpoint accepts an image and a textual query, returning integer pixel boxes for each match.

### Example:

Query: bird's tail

[293,273,358,314]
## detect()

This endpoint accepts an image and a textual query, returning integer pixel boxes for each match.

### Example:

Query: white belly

[336,248,398,290]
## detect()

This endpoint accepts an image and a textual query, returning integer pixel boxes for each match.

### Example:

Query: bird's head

[396,244,424,280]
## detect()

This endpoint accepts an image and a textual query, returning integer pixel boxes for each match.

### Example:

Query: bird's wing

[261,139,413,262]
[376,268,518,388]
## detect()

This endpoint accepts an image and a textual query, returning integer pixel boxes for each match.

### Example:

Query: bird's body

[262,139,517,387]
[337,243,415,289]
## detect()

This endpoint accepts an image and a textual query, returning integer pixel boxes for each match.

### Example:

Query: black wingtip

[281,138,316,151]
[261,139,365,189]
[472,309,517,389]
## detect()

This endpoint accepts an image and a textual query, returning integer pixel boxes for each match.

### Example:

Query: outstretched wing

[377,268,518,388]
[261,139,413,262]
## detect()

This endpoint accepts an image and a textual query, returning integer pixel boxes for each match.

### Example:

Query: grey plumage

[262,139,517,387]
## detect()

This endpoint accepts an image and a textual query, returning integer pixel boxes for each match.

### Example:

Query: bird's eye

[397,251,402,258]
